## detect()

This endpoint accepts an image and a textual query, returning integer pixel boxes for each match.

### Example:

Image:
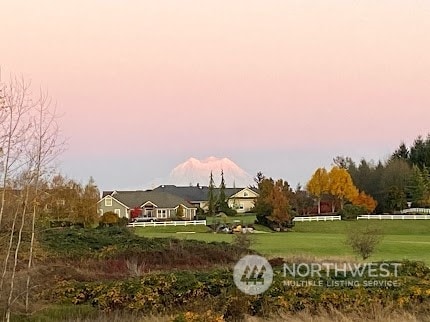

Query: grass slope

[135,220,430,263]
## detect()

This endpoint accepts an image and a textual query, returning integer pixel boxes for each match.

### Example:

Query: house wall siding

[228,199,255,213]
[228,188,258,213]
[98,197,129,219]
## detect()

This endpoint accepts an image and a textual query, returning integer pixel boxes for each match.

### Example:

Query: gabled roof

[101,190,195,209]
[228,187,260,199]
[152,185,259,202]
[102,191,115,198]
[98,194,130,209]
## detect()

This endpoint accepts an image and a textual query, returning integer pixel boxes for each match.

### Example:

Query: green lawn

[292,220,430,235]
[134,220,430,263]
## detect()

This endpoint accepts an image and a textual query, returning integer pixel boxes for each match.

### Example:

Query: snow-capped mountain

[168,157,254,187]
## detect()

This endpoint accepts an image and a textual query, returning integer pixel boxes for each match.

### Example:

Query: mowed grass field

[134,217,430,263]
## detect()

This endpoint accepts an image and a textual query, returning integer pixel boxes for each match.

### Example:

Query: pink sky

[2,1,430,189]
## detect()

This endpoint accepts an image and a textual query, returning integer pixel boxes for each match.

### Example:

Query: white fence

[357,214,430,220]
[400,208,430,214]
[293,215,341,222]
[127,220,207,228]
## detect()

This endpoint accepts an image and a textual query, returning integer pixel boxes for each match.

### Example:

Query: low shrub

[346,225,383,260]
[39,227,248,271]
[399,260,430,278]
[47,260,430,318]
[339,204,367,220]
[99,212,120,227]
[117,217,130,227]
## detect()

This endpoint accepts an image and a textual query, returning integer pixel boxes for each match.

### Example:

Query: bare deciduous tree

[25,90,62,311]
[0,73,63,321]
[0,76,33,229]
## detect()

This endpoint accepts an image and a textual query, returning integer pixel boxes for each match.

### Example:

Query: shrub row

[47,261,430,319]
[40,227,246,259]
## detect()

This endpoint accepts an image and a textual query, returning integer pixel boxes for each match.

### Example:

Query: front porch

[130,202,196,221]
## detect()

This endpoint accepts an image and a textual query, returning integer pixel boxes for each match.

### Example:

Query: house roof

[103,190,195,209]
[152,185,259,202]
[153,185,208,202]
[228,187,260,199]
[102,191,114,198]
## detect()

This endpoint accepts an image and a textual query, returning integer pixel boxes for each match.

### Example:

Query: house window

[243,192,248,197]
[105,197,112,207]
[99,209,104,216]
[144,209,153,217]
[239,203,244,209]
[114,209,121,216]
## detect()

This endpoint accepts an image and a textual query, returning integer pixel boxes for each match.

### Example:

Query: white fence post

[293,215,341,222]
[357,214,430,220]
[127,220,207,228]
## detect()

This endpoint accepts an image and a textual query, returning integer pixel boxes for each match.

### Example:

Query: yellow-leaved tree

[306,167,329,214]
[328,166,359,212]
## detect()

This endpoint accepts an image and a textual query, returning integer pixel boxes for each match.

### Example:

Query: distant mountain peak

[168,157,253,187]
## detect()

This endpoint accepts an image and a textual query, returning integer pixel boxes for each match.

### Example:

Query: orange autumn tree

[306,167,330,214]
[267,179,292,230]
[328,166,359,212]
[254,176,294,231]
[351,191,378,214]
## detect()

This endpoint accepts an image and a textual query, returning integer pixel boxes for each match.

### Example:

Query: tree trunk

[25,203,37,312]
[25,112,42,312]
[317,197,321,214]
[0,206,19,293]
[5,187,30,322]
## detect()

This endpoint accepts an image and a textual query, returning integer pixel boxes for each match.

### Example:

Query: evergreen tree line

[344,134,430,213]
